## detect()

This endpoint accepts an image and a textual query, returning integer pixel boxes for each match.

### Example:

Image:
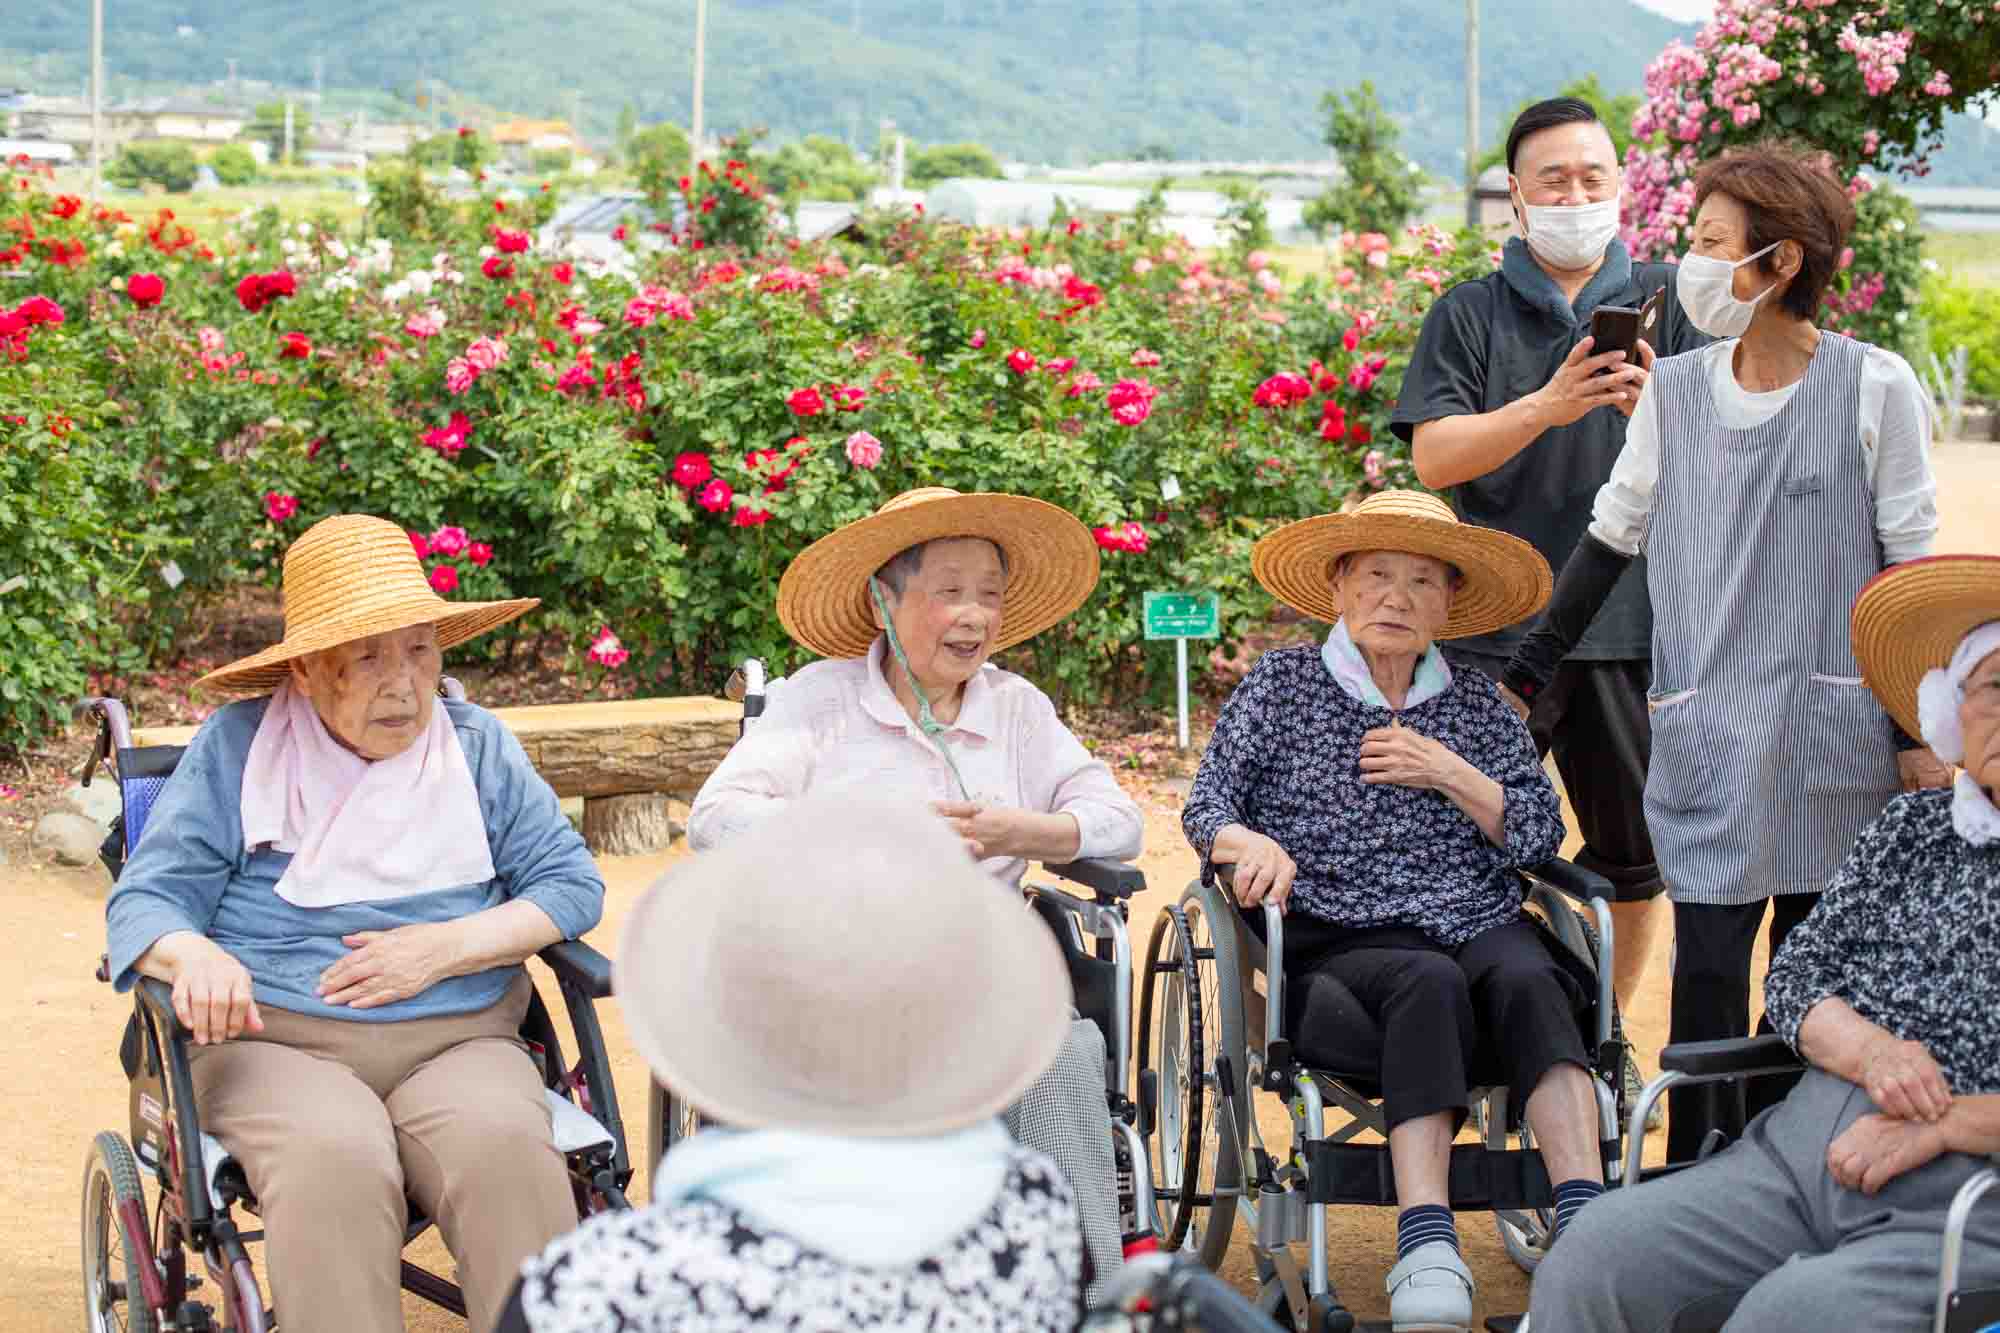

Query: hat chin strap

[869,577,973,802]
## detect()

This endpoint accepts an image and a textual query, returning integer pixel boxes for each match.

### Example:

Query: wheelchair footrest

[1303,1140,1555,1211]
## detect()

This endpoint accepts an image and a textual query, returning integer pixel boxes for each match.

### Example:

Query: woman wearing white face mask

[1500,141,1949,1163]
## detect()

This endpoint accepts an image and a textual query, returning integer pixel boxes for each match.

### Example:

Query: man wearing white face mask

[1395,99,1707,1126]
[1502,141,1948,1164]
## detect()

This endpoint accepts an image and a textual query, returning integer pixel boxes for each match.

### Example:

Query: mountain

[6,0,1698,171]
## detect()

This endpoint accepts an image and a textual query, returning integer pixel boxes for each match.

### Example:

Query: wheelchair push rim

[81,1131,160,1333]
[1138,893,1243,1269]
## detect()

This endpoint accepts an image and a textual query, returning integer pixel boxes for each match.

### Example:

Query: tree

[208,142,258,186]
[1622,0,2000,357]
[758,135,877,202]
[245,101,309,163]
[1302,81,1425,238]
[107,142,199,193]
[907,142,1004,189]
[628,122,694,213]
[615,103,638,156]
[1477,75,1640,174]
[532,147,575,176]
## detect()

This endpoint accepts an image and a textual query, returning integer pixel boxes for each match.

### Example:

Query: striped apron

[1642,332,1901,906]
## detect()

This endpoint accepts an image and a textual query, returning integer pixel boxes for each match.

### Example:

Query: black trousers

[1251,911,1590,1131]
[1447,651,1665,902]
[1664,893,1820,1163]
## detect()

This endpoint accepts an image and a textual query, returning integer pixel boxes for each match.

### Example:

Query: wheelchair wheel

[81,1131,159,1333]
[646,1081,707,1187]
[1138,894,1243,1270]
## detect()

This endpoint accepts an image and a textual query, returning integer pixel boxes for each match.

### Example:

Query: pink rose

[1106,378,1158,427]
[422,412,474,457]
[1130,348,1161,368]
[970,329,987,349]
[587,625,630,669]
[263,492,298,523]
[697,478,735,513]
[444,357,477,394]
[465,336,507,372]
[429,526,470,558]
[405,307,446,339]
[623,298,657,328]
[1066,371,1103,399]
[845,430,884,469]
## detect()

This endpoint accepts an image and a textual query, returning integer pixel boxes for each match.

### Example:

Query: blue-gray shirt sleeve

[102,702,259,992]
[459,704,604,940]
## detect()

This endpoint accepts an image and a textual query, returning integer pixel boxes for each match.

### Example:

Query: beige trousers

[188,973,577,1333]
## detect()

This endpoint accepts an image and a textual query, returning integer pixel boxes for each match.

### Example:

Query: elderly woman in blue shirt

[103,515,604,1333]
[1183,491,1604,1332]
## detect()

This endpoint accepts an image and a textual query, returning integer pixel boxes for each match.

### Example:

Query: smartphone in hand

[1588,288,1664,372]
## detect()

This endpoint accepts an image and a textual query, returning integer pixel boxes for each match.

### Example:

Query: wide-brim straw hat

[617,792,1073,1137]
[1850,554,2000,738]
[777,487,1100,659]
[1252,489,1552,640]
[198,514,539,694]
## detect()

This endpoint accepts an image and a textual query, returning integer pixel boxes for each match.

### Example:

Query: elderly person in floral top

[688,487,1143,1301]
[1531,555,2000,1331]
[1183,490,1605,1333]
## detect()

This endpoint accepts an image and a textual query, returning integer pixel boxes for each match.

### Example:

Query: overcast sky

[1629,0,1715,20]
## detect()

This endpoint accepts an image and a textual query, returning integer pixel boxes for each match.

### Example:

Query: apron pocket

[1644,687,1717,813]
[1802,677,1900,795]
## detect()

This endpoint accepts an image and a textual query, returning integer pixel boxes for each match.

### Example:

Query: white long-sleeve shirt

[1591,339,1939,561]
[688,638,1144,887]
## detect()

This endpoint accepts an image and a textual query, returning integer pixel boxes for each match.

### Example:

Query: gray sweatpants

[1531,1068,2000,1331]
[1003,1017,1121,1306]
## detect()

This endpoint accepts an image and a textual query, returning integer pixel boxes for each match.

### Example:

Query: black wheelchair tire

[81,1130,160,1333]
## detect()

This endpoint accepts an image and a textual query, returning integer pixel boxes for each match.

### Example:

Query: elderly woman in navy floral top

[1184,491,1606,1332]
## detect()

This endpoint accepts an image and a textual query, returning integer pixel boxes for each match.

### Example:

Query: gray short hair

[873,538,1010,599]
[1332,549,1464,589]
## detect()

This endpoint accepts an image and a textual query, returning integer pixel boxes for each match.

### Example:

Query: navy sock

[1551,1178,1604,1238]
[1395,1204,1458,1260]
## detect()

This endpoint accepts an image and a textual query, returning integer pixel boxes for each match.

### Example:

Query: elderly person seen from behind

[103,514,604,1333]
[500,793,1085,1332]
[689,486,1143,1297]
[1183,490,1604,1332]
[1531,554,2000,1329]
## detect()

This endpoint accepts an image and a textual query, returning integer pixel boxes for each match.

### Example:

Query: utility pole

[89,0,103,201]
[1464,0,1481,229]
[690,0,708,174]
[283,100,294,166]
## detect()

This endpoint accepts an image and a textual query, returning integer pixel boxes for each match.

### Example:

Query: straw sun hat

[198,514,539,694]
[776,488,1100,660]
[1252,489,1552,640]
[1851,554,2000,739]
[617,791,1072,1136]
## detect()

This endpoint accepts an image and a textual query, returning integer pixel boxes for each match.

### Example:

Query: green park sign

[1142,590,1220,641]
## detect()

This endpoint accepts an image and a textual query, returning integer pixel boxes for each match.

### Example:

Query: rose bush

[0,154,1496,754]
[1620,0,2000,355]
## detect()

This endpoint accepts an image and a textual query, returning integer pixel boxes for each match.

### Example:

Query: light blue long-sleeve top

[103,696,605,1022]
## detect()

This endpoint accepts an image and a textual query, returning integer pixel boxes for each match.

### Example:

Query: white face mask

[1676,241,1782,338]
[1514,186,1621,272]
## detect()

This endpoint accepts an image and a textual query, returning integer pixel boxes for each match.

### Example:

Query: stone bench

[133,696,741,855]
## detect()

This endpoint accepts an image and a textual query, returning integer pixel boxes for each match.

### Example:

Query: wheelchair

[645,657,1161,1252]
[1626,1036,2000,1333]
[77,684,633,1333]
[1138,859,1628,1332]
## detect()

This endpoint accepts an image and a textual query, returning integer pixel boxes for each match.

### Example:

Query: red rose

[466,541,494,567]
[733,504,771,527]
[409,530,431,558]
[428,563,460,594]
[481,255,515,281]
[696,478,734,513]
[1006,347,1037,375]
[457,126,473,137]
[14,295,65,326]
[611,225,628,242]
[264,271,296,299]
[786,386,826,417]
[672,451,714,489]
[492,228,530,254]
[550,261,574,285]
[1350,422,1373,445]
[51,194,83,219]
[126,272,165,307]
[262,491,298,523]
[278,331,312,359]
[831,384,866,412]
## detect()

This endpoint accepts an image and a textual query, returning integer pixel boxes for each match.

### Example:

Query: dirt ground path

[7,443,1996,1331]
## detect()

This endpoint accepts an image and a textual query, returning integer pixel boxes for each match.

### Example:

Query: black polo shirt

[1391,246,1705,660]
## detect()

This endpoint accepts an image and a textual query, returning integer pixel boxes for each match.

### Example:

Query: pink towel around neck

[240,682,496,909]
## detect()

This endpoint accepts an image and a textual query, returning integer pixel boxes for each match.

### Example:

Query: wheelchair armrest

[137,975,194,1040]
[1658,1033,1803,1078]
[1044,857,1146,900]
[1524,857,1613,905]
[538,940,614,1000]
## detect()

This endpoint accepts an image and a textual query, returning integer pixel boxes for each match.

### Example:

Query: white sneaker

[1387,1239,1474,1332]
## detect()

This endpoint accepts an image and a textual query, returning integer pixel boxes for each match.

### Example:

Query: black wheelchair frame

[77,685,633,1333]
[1138,859,1627,1333]
[1625,1035,2000,1333]
[644,657,1160,1250]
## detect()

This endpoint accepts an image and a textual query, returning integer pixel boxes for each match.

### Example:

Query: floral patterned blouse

[1181,646,1564,947]
[500,1150,1082,1333]
[1764,789,2000,1095]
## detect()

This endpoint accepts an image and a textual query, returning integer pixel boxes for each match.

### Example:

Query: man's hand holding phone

[1532,336,1647,428]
